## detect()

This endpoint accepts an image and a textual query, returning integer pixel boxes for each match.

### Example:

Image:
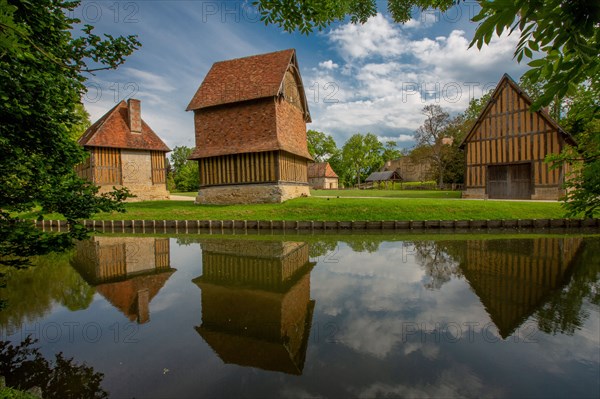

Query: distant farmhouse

[308,162,338,189]
[382,157,432,182]
[186,49,313,204]
[365,170,402,189]
[460,74,576,200]
[77,99,170,201]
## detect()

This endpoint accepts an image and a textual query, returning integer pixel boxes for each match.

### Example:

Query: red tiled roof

[95,270,175,322]
[186,49,310,120]
[78,101,170,152]
[308,162,338,178]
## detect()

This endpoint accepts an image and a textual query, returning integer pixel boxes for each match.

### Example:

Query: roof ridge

[79,100,170,152]
[185,49,301,112]
[211,48,294,65]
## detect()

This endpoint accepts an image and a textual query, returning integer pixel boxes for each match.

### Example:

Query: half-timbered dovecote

[187,49,313,204]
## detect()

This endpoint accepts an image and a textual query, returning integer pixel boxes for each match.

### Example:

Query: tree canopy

[341,133,385,187]
[414,105,451,187]
[169,146,200,192]
[0,0,140,266]
[307,129,339,162]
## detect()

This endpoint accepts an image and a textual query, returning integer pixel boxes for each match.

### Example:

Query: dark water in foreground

[1,233,599,398]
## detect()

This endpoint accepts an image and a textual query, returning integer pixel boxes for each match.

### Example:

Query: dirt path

[170,195,195,201]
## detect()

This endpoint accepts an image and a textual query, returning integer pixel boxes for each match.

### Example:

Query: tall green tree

[434,91,493,185]
[548,88,600,217]
[414,105,451,188]
[382,140,401,163]
[307,129,339,162]
[0,0,140,267]
[520,77,599,217]
[341,133,384,187]
[169,146,199,192]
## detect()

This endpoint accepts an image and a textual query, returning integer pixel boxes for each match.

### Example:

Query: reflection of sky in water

[0,235,598,398]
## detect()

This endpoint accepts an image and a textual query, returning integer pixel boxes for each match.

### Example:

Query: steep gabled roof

[308,162,338,178]
[186,49,311,121]
[78,101,170,152]
[95,270,176,323]
[459,74,576,149]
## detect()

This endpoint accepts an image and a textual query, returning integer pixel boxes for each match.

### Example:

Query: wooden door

[509,163,532,199]
[487,163,531,199]
[487,165,509,199]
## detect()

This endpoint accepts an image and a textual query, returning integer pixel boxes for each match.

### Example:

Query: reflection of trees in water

[409,241,465,290]
[535,238,600,335]
[0,252,94,330]
[0,337,107,399]
[308,240,337,259]
[175,237,198,246]
[345,240,380,253]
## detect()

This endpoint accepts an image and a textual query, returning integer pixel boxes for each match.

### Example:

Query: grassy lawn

[311,189,462,199]
[18,197,566,221]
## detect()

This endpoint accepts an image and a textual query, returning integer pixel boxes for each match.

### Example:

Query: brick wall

[275,97,312,160]
[193,99,279,158]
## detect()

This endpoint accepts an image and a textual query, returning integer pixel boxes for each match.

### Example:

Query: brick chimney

[127,98,142,133]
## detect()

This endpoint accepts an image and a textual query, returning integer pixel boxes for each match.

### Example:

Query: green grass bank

[23,197,568,222]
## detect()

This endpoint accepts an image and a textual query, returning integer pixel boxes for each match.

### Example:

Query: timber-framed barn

[460,74,576,200]
[186,49,313,204]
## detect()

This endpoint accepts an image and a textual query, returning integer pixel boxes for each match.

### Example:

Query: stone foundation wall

[462,188,487,199]
[98,184,170,201]
[195,183,310,204]
[463,185,563,200]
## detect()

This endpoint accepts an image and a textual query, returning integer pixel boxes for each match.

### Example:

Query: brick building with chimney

[77,99,170,201]
[186,49,313,204]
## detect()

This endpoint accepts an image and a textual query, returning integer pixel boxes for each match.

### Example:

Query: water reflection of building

[71,237,174,324]
[461,237,583,338]
[193,240,315,375]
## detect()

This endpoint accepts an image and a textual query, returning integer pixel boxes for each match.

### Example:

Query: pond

[1,232,599,398]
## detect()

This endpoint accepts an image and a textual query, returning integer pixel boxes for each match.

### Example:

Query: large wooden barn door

[509,163,532,199]
[487,163,531,199]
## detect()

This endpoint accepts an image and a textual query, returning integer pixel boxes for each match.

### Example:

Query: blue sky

[77,1,528,150]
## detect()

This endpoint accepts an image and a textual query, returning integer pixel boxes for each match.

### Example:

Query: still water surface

[1,233,599,398]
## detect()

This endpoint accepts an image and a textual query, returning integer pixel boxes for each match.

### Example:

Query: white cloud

[328,14,407,60]
[318,60,339,70]
[355,366,504,399]
[403,18,425,29]
[123,68,176,93]
[379,134,415,143]
[308,15,526,143]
